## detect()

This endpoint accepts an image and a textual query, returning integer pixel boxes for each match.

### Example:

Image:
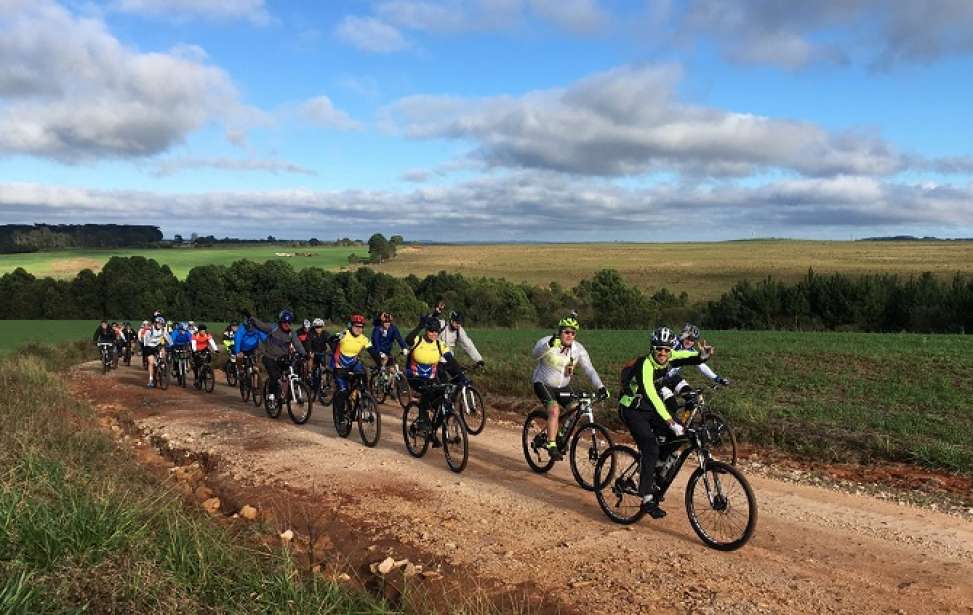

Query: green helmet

[558,316,580,331]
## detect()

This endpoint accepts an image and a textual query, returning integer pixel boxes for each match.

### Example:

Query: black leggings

[262,355,283,395]
[621,406,678,498]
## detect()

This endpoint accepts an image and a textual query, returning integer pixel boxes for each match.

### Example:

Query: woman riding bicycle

[406,318,464,442]
[369,312,406,369]
[618,326,713,517]
[329,314,372,423]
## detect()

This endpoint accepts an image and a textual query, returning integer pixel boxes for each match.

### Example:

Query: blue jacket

[234,323,267,353]
[370,324,406,355]
[170,329,193,348]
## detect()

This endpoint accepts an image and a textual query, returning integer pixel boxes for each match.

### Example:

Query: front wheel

[594,445,645,525]
[685,460,757,551]
[369,371,388,405]
[569,423,614,491]
[157,363,170,390]
[225,359,238,387]
[458,386,486,436]
[263,380,281,419]
[357,393,382,447]
[442,412,469,473]
[286,381,313,425]
[521,409,555,474]
[402,402,429,458]
[333,396,353,438]
[201,365,215,393]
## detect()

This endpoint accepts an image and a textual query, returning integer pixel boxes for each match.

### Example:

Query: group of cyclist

[99,300,729,518]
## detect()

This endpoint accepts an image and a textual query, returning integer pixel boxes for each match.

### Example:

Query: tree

[367,233,392,263]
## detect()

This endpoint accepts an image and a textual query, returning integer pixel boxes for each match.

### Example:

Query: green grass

[0,342,398,614]
[0,320,99,353]
[0,245,368,279]
[460,328,973,474]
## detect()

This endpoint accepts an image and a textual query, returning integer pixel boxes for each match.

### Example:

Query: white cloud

[113,0,271,25]
[298,96,361,131]
[384,64,908,178]
[335,16,411,53]
[528,0,610,35]
[147,157,316,177]
[0,0,246,162]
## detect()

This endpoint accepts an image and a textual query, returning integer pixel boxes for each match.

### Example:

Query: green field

[4,321,971,474]
[0,245,368,279]
[376,240,973,300]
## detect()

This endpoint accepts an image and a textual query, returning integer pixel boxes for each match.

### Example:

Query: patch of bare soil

[74,363,973,615]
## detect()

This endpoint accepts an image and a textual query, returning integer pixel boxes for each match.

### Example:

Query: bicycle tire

[402,402,429,458]
[593,445,645,525]
[251,371,263,407]
[442,412,469,473]
[202,365,215,393]
[458,385,486,436]
[263,380,281,418]
[318,370,334,405]
[685,460,757,551]
[225,359,238,387]
[369,371,388,405]
[239,370,251,401]
[333,395,353,438]
[569,422,614,491]
[698,411,737,466]
[357,393,382,447]
[521,409,556,474]
[157,364,170,390]
[286,380,313,425]
[395,374,411,408]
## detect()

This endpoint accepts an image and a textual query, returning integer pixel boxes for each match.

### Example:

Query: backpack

[619,356,646,397]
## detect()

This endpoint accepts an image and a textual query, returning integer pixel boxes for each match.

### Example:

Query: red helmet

[349,314,366,327]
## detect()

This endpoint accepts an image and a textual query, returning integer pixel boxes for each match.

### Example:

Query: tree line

[0,224,163,253]
[0,256,968,332]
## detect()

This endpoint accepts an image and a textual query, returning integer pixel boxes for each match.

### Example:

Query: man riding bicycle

[191,323,219,382]
[618,326,713,517]
[329,314,372,423]
[406,318,464,444]
[531,315,608,461]
[247,309,307,403]
[369,312,406,369]
[93,321,116,363]
[142,316,172,388]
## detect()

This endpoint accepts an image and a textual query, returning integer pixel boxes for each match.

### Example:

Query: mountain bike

[97,342,114,374]
[450,364,486,435]
[334,371,381,447]
[522,390,613,491]
[122,339,133,366]
[154,350,170,390]
[309,354,334,405]
[368,356,411,408]
[593,388,757,551]
[262,355,312,423]
[675,386,737,465]
[238,353,262,407]
[171,348,191,387]
[191,351,216,393]
[223,353,238,387]
[402,381,469,473]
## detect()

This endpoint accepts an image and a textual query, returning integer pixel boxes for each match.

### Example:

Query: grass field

[376,240,973,300]
[5,321,971,475]
[0,245,368,279]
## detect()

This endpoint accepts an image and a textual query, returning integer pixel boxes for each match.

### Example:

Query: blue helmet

[177,321,188,331]
[278,308,294,323]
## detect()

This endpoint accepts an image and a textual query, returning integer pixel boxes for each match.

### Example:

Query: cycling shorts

[533,382,572,407]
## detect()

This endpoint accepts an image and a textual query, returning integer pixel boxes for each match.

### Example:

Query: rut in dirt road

[80,363,973,615]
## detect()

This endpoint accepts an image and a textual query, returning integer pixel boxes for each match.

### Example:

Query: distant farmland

[374,240,973,300]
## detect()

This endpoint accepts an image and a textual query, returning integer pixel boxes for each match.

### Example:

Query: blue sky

[1,0,972,240]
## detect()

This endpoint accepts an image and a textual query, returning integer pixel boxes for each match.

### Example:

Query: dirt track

[74,362,973,614]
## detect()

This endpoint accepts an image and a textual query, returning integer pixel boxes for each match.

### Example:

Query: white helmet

[303,319,311,329]
[312,318,325,327]
[651,327,677,349]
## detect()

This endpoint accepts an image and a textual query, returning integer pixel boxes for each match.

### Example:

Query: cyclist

[247,309,307,404]
[121,321,137,358]
[441,311,484,368]
[188,321,198,335]
[329,314,372,424]
[233,317,266,359]
[191,323,219,384]
[169,322,194,386]
[618,326,713,518]
[138,319,152,368]
[142,316,172,388]
[530,315,608,461]
[671,323,730,387]
[93,321,116,364]
[222,321,238,353]
[111,322,128,360]
[297,319,313,348]
[369,312,406,369]
[405,317,463,443]
[306,317,331,388]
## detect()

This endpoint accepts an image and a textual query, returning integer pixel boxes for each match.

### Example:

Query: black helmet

[423,316,442,333]
[198,323,208,331]
[651,326,677,349]
[680,323,700,341]
[449,311,463,323]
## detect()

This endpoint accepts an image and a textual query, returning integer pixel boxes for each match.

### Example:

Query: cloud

[113,0,271,25]
[335,15,411,53]
[0,0,246,162]
[3,173,970,239]
[401,168,432,182]
[383,64,908,178]
[298,96,361,130]
[528,0,610,35]
[146,157,316,177]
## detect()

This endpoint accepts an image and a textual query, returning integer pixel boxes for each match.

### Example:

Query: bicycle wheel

[569,422,614,491]
[521,409,556,474]
[239,370,251,401]
[369,371,388,405]
[594,445,645,525]
[157,364,170,390]
[357,393,382,447]
[286,381,313,425]
[251,371,263,407]
[402,402,429,458]
[698,412,737,466]
[225,359,238,387]
[263,380,281,418]
[458,385,486,436]
[685,460,757,551]
[442,412,469,473]
[333,395,353,438]
[395,374,411,408]
[318,370,334,405]
[200,365,214,393]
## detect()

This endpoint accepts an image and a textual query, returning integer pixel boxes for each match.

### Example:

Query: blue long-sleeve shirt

[233,323,267,353]
[370,324,406,355]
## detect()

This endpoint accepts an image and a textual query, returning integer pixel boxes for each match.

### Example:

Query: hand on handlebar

[597,386,610,400]
[669,421,685,437]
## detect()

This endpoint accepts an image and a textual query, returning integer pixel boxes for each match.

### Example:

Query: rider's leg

[262,356,282,397]
[622,407,659,499]
[333,369,350,416]
[147,353,156,385]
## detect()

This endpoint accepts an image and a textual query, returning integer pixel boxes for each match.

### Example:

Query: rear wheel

[239,369,251,401]
[286,381,313,425]
[402,402,429,458]
[251,371,263,407]
[569,422,614,491]
[442,412,469,473]
[458,386,486,435]
[594,445,645,525]
[686,460,757,551]
[357,393,381,447]
[522,409,556,474]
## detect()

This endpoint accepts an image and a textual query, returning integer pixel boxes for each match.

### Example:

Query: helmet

[449,311,463,323]
[680,323,700,341]
[303,319,311,329]
[198,323,207,331]
[278,309,294,323]
[558,316,580,331]
[423,316,442,333]
[349,314,366,327]
[312,317,325,327]
[651,326,677,349]
[154,316,165,325]
[188,320,195,326]
[142,320,149,326]
[177,321,188,331]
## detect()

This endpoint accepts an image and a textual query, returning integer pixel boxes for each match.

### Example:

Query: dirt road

[74,363,973,614]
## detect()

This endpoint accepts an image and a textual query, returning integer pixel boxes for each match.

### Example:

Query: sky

[1,0,972,241]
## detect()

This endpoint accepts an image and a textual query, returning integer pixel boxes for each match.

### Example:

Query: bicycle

[263,355,312,423]
[334,370,381,447]
[522,390,613,491]
[97,342,114,374]
[223,353,238,387]
[192,351,216,393]
[368,356,411,409]
[402,381,469,473]
[675,386,737,466]
[154,350,170,390]
[450,364,486,436]
[171,348,192,387]
[238,353,263,407]
[309,354,335,405]
[593,388,757,551]
[122,339,133,366]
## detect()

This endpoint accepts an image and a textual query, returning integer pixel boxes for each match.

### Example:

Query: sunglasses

[561,330,577,336]
[653,346,673,354]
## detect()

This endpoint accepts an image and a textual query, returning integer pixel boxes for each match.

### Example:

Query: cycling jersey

[233,324,267,354]
[250,317,306,360]
[619,350,706,421]
[170,329,193,349]
[531,336,603,390]
[407,338,451,379]
[221,328,235,351]
[142,327,171,348]
[93,326,115,344]
[306,330,330,354]
[370,323,406,355]
[192,332,218,353]
[331,330,371,368]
